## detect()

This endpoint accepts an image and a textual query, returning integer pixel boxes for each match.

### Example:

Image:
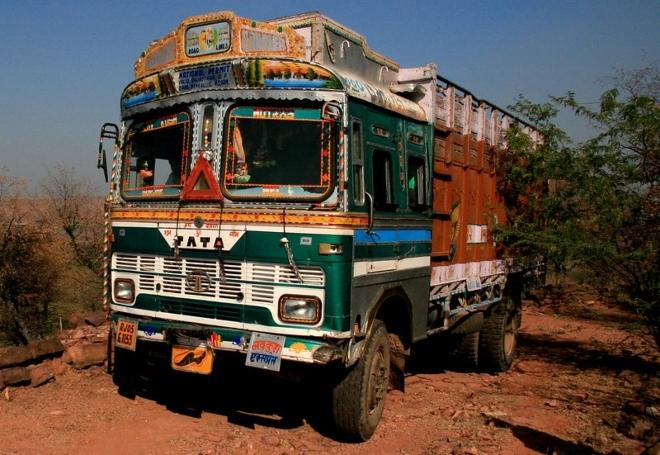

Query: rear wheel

[479,297,518,372]
[332,320,390,441]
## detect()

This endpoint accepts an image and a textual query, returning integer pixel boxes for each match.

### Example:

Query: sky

[0,0,658,193]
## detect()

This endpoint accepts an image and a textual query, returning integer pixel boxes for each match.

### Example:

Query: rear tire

[479,297,517,372]
[332,320,390,441]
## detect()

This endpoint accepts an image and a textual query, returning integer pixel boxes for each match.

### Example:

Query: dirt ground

[1,289,658,455]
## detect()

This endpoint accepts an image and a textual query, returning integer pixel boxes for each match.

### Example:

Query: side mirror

[322,102,342,121]
[98,123,119,183]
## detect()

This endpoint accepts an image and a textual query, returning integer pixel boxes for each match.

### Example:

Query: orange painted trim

[110,208,370,227]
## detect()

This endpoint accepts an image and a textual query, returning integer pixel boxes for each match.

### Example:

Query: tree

[498,66,659,346]
[39,165,104,313]
[0,170,56,345]
[40,164,104,275]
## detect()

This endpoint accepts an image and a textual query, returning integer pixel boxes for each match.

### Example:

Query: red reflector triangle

[181,155,223,202]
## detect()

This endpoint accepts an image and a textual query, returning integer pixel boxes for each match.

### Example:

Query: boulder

[29,362,54,387]
[51,357,68,376]
[0,345,32,368]
[1,367,31,386]
[0,337,65,369]
[61,349,72,364]
[84,312,107,327]
[29,337,65,360]
[66,343,107,369]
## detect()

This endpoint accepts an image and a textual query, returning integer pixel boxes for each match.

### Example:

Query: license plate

[115,318,137,351]
[245,332,285,372]
[171,344,214,375]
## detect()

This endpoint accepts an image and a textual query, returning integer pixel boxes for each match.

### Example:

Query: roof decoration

[134,11,305,79]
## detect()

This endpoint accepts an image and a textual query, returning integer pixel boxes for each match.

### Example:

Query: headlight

[114,279,135,304]
[278,295,321,324]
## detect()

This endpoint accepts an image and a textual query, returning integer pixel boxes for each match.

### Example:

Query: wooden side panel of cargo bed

[432,131,501,267]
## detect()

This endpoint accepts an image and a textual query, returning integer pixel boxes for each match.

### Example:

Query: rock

[482,410,508,419]
[1,366,31,385]
[29,337,65,360]
[84,312,107,327]
[545,399,559,407]
[647,441,660,455]
[0,376,5,391]
[618,369,637,379]
[61,350,72,364]
[51,358,68,376]
[623,418,654,440]
[261,435,281,447]
[29,362,54,387]
[67,313,85,328]
[645,406,660,418]
[514,361,546,374]
[625,400,646,414]
[71,329,87,340]
[0,345,32,368]
[573,392,589,401]
[66,343,107,369]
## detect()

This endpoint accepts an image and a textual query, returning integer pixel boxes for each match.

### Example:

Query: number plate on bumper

[245,332,285,372]
[115,319,137,351]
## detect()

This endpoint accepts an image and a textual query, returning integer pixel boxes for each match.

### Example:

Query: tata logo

[185,270,211,293]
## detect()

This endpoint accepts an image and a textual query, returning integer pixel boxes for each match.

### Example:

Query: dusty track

[1,292,658,455]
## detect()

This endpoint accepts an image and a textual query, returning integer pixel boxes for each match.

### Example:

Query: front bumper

[110,313,345,365]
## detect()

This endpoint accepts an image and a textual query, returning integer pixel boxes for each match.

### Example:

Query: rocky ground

[1,288,658,455]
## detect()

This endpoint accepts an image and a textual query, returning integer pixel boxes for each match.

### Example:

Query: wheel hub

[366,347,387,415]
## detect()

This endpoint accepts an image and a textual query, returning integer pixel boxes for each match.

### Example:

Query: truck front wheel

[479,297,518,372]
[331,320,390,441]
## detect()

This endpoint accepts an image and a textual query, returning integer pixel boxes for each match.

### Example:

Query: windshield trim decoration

[221,104,335,203]
[120,111,191,201]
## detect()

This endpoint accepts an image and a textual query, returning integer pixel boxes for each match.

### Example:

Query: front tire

[332,320,390,441]
[454,331,480,370]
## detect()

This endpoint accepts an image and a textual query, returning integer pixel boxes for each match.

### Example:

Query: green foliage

[0,172,57,345]
[0,167,104,346]
[41,164,105,277]
[0,229,57,345]
[497,66,659,346]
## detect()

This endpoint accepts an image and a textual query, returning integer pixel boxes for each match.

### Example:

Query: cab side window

[351,119,365,206]
[407,155,426,211]
[373,149,395,211]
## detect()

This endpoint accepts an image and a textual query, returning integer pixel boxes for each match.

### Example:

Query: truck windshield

[121,112,190,199]
[222,106,333,201]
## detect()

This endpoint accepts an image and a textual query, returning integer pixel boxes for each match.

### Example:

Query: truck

[97,11,543,441]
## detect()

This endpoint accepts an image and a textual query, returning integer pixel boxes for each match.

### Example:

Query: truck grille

[112,254,324,321]
[159,298,242,322]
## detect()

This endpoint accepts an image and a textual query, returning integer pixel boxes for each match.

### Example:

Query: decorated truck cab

[98,11,542,440]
